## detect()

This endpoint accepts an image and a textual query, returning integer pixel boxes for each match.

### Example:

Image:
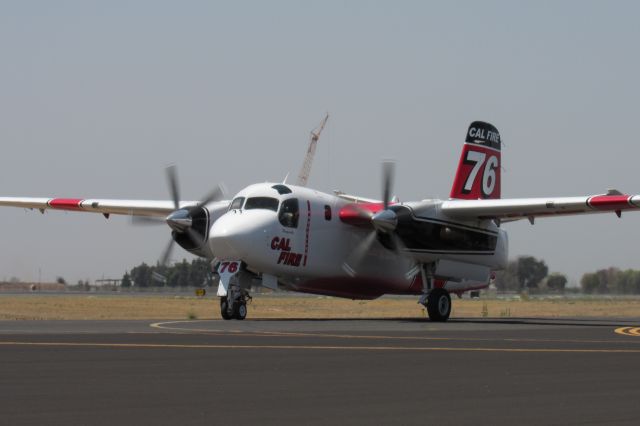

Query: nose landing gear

[215,260,252,320]
[220,285,251,320]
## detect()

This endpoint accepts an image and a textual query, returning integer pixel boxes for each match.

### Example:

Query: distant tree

[629,270,640,294]
[130,263,152,287]
[75,279,89,291]
[607,269,640,295]
[153,262,171,286]
[56,276,67,285]
[624,269,640,294]
[579,267,640,295]
[581,272,600,294]
[615,269,632,294]
[595,269,611,293]
[600,268,620,294]
[121,272,132,288]
[495,257,551,292]
[125,258,214,288]
[546,273,567,293]
[516,256,548,290]
[189,258,214,287]
[495,261,520,291]
[167,259,190,287]
[581,268,617,294]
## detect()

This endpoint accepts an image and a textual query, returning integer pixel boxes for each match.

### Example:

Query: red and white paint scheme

[1,120,639,321]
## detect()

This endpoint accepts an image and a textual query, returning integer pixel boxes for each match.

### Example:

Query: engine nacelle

[172,205,213,259]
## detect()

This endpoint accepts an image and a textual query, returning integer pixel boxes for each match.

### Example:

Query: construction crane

[296,113,329,187]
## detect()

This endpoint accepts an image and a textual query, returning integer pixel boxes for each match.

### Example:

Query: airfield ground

[2,316,640,425]
[1,293,640,424]
[0,293,639,320]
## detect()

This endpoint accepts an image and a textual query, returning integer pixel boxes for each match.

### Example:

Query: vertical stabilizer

[450,121,502,200]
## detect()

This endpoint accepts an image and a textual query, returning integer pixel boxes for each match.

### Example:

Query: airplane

[2,120,639,322]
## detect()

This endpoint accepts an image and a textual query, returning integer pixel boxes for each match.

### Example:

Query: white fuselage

[206,183,508,298]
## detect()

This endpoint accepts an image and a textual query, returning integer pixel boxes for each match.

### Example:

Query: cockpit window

[229,197,245,211]
[278,198,299,228]
[244,197,279,212]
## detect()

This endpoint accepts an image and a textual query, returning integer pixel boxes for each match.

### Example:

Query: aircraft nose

[209,211,272,260]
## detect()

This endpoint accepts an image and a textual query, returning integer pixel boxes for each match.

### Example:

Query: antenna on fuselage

[296,113,329,187]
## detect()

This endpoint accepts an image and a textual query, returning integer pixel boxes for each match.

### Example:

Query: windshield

[229,197,245,210]
[244,197,279,212]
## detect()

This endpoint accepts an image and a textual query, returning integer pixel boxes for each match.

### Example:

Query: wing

[0,197,208,218]
[333,191,381,204]
[441,193,640,222]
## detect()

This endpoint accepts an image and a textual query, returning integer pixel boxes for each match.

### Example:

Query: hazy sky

[1,1,639,285]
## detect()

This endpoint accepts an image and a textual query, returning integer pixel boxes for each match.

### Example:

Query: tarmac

[1,317,640,425]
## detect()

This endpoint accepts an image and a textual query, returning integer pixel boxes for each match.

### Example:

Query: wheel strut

[219,285,252,320]
[418,263,451,322]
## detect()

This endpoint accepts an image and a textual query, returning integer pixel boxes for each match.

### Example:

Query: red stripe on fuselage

[587,195,634,210]
[303,200,311,267]
[48,198,84,211]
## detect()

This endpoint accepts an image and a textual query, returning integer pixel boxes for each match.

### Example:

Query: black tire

[220,297,233,320]
[426,288,451,322]
[234,302,247,320]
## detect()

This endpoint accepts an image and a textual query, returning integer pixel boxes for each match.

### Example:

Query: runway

[1,318,640,425]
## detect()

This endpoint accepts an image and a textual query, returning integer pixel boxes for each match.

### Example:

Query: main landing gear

[219,285,252,320]
[421,288,451,322]
[419,264,452,322]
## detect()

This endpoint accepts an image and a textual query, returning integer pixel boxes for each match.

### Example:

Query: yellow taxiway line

[1,340,640,354]
[150,320,640,345]
[614,327,640,337]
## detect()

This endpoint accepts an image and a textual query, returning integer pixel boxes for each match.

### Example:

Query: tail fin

[450,121,502,200]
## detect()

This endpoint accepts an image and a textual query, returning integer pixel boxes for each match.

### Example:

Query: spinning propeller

[342,161,415,278]
[133,165,224,269]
